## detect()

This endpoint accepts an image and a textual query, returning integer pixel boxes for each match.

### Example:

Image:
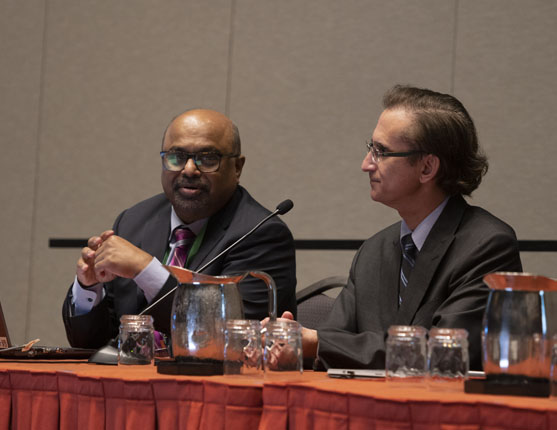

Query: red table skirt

[2,361,557,430]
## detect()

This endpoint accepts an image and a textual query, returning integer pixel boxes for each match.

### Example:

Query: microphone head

[276,199,294,215]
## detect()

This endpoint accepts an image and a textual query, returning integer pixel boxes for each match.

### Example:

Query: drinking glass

[224,319,263,376]
[118,315,154,365]
[385,325,427,381]
[427,327,469,390]
[550,334,557,398]
[263,320,303,375]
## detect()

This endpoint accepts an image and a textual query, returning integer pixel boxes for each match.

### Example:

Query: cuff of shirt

[71,278,104,316]
[134,257,170,303]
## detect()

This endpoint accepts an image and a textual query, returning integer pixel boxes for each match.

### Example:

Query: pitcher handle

[248,270,277,320]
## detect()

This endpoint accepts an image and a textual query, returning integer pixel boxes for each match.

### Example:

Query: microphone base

[88,340,119,365]
[156,357,224,375]
[464,375,550,397]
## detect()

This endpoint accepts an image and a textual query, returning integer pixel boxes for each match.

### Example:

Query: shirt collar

[169,207,207,241]
[400,197,449,251]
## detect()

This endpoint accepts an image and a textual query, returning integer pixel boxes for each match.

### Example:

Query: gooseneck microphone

[275,199,294,215]
[139,199,294,316]
[88,199,294,365]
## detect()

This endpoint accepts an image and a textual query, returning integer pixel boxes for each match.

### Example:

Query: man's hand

[261,311,319,360]
[93,235,153,283]
[75,230,153,286]
[76,230,115,287]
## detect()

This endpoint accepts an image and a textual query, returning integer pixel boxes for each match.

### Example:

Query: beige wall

[1,0,555,346]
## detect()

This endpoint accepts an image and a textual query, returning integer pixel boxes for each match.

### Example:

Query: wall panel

[0,1,555,346]
[230,0,457,287]
[26,1,233,345]
[0,0,46,345]
[454,0,557,277]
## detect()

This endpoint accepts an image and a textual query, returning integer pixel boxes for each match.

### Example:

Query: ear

[234,156,246,180]
[419,154,440,184]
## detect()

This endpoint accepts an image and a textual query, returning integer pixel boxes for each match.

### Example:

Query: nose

[361,151,377,172]
[181,157,201,177]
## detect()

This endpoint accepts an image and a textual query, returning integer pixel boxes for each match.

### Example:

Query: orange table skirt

[2,361,557,430]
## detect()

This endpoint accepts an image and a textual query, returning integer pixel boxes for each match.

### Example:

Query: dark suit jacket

[62,186,297,348]
[316,195,523,370]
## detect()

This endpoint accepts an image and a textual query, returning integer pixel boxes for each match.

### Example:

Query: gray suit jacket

[317,195,522,370]
[62,186,297,348]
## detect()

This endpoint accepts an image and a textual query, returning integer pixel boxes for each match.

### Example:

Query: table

[2,360,557,430]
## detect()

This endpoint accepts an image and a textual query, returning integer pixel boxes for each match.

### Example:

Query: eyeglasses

[365,141,425,163]
[160,151,240,173]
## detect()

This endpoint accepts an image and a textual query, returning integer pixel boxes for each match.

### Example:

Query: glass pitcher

[482,272,557,382]
[165,265,276,371]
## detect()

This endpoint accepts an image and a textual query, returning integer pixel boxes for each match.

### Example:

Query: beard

[170,178,212,220]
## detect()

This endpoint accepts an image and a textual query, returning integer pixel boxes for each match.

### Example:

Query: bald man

[62,109,297,348]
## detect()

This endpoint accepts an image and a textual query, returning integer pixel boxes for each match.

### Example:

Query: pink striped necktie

[168,227,196,267]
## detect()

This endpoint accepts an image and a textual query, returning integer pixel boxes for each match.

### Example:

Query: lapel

[187,187,241,271]
[140,201,172,261]
[395,195,468,325]
[377,224,404,328]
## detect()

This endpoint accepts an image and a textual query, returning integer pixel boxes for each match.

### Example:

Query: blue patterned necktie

[168,227,195,267]
[399,234,417,306]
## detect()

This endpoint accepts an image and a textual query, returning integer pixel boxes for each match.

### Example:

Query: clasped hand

[76,230,152,286]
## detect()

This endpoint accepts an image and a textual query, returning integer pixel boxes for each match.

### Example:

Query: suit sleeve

[61,210,128,348]
[316,248,387,369]
[427,228,522,369]
[62,289,115,348]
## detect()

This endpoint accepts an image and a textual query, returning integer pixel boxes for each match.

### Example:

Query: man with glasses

[62,109,297,348]
[276,85,522,370]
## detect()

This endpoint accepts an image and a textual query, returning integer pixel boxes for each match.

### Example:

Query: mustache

[173,179,210,192]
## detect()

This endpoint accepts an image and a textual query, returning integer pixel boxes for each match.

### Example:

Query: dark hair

[229,123,241,155]
[382,85,488,196]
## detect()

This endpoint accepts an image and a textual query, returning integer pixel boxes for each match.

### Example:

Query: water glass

[550,334,557,398]
[427,327,469,388]
[118,315,154,365]
[224,319,263,376]
[385,325,427,380]
[263,320,303,374]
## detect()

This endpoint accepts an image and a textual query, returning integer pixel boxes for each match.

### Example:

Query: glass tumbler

[118,315,154,365]
[263,320,303,374]
[224,319,263,376]
[427,327,469,388]
[385,325,427,380]
[550,334,557,398]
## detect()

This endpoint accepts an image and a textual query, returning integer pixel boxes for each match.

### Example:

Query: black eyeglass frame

[365,141,426,163]
[160,151,240,173]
